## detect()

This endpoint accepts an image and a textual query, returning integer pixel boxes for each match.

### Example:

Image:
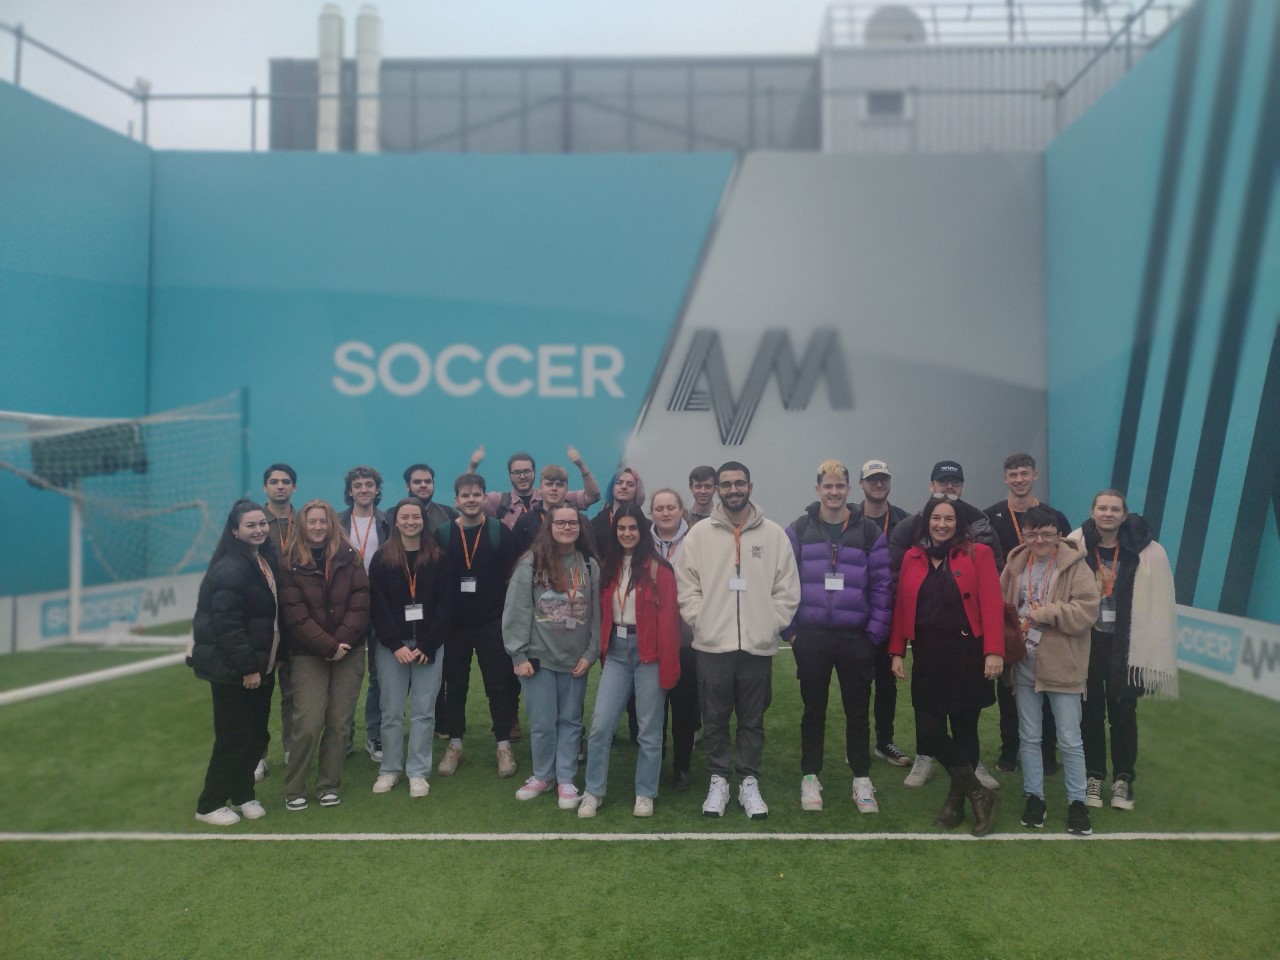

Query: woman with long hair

[889,497,1005,836]
[589,467,645,551]
[189,499,281,825]
[1069,489,1177,813]
[277,499,370,811]
[578,504,681,818]
[649,487,700,789]
[368,497,453,799]
[503,504,601,808]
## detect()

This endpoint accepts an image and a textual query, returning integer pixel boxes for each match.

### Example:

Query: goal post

[0,393,246,644]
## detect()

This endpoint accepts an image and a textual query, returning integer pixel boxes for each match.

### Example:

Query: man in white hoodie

[675,461,800,819]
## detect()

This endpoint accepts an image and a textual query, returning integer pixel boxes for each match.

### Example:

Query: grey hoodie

[502,550,602,673]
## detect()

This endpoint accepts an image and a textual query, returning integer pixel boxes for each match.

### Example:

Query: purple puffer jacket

[784,504,893,643]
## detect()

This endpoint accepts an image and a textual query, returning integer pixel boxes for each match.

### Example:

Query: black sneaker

[1020,794,1046,828]
[1067,800,1093,836]
[874,742,912,767]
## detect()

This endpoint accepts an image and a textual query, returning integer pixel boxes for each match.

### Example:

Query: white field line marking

[1,831,1277,843]
[0,652,187,707]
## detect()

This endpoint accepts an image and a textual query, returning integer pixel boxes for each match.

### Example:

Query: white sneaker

[975,761,1000,790]
[578,792,601,818]
[253,759,268,783]
[409,777,430,798]
[633,795,654,818]
[496,743,517,778]
[904,754,935,788]
[372,774,399,794]
[702,775,729,818]
[438,742,464,776]
[233,800,267,820]
[557,783,581,809]
[1085,776,1104,809]
[852,777,879,813]
[738,776,769,820]
[800,774,824,811]
[195,806,240,826]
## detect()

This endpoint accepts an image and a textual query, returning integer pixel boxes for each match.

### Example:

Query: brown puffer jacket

[278,543,371,659]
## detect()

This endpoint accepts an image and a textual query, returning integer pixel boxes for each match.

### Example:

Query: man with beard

[403,463,459,530]
[675,461,800,820]
[467,445,601,529]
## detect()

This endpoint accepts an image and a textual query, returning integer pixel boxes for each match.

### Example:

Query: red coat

[600,560,682,690]
[889,542,1004,658]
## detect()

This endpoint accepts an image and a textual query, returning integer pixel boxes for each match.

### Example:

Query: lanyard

[402,555,418,598]
[614,560,632,614]
[457,518,484,571]
[658,538,679,560]
[565,561,582,604]
[732,522,745,574]
[1095,544,1119,598]
[829,510,851,568]
[1023,551,1057,613]
[1007,498,1039,545]
[352,514,375,560]
[276,516,292,553]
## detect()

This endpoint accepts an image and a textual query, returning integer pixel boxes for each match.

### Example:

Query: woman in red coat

[890,497,1005,835]
[578,503,682,818]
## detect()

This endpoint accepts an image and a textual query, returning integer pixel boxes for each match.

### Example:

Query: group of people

[189,447,1178,838]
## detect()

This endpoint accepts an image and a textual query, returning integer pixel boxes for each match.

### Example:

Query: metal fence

[1,0,1190,153]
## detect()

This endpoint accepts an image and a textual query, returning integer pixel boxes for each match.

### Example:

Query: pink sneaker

[515,777,552,801]
[557,783,581,809]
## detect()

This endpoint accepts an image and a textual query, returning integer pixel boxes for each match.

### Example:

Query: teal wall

[146,151,734,509]
[1047,0,1280,623]
[0,82,152,594]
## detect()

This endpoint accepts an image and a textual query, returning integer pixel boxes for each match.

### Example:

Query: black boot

[956,766,1001,837]
[935,769,967,828]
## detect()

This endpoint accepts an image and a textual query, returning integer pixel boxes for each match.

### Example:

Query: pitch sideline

[2,830,1277,843]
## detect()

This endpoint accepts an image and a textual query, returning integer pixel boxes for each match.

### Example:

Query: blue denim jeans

[520,667,586,786]
[585,631,666,799]
[376,643,444,780]
[1015,682,1086,803]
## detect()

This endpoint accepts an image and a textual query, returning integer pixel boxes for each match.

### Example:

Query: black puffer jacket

[278,543,370,659]
[189,540,279,685]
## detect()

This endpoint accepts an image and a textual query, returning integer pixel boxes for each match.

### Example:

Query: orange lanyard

[402,556,418,599]
[1007,498,1039,544]
[1023,551,1057,612]
[614,563,632,616]
[1095,545,1119,598]
[565,562,582,604]
[659,538,679,560]
[352,514,375,560]
[276,516,292,553]
[458,519,484,571]
[732,522,744,573]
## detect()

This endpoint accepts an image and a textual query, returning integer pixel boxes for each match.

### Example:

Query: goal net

[0,393,245,641]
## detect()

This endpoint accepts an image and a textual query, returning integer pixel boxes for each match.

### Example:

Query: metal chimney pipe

[355,5,382,153]
[317,3,343,152]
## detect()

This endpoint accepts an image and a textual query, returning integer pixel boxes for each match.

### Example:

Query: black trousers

[440,619,520,742]
[914,705,980,770]
[664,645,701,772]
[1082,629,1139,782]
[794,631,875,777]
[698,650,772,781]
[197,673,275,814]
[872,643,899,747]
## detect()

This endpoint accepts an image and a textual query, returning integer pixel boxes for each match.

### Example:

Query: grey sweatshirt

[502,550,602,673]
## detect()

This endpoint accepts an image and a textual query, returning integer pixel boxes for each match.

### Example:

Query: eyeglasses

[1024,532,1058,542]
[862,476,890,485]
[510,469,535,477]
[718,480,749,491]
[551,520,580,529]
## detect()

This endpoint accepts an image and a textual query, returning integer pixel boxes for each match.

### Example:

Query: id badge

[404,604,424,622]
[825,573,844,592]
[1101,608,1116,623]
[616,624,629,639]
[460,577,478,594]
[729,577,747,592]
[1025,626,1042,646]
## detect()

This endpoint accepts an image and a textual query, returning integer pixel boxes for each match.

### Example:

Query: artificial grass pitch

[0,653,1277,959]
